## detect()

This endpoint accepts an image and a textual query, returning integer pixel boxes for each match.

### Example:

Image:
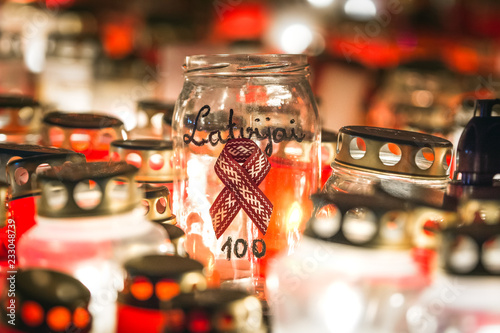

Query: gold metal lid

[335,126,453,178]
[36,161,140,218]
[110,139,174,183]
[0,143,77,183]
[140,184,176,224]
[40,111,126,160]
[119,254,206,309]
[6,152,86,199]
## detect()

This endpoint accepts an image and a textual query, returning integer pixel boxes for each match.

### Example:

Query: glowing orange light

[21,301,44,327]
[130,277,154,301]
[47,306,71,331]
[155,279,180,301]
[73,307,91,329]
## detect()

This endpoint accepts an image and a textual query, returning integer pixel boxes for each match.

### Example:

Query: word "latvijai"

[183,105,305,156]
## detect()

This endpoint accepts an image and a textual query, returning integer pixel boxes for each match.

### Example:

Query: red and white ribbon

[210,138,273,239]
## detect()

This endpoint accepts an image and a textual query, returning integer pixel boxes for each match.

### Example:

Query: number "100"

[221,236,266,261]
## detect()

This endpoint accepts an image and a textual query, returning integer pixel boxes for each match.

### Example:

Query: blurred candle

[117,254,207,333]
[41,111,126,161]
[17,162,168,333]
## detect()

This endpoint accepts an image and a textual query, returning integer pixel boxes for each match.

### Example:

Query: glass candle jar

[324,126,453,205]
[172,54,320,297]
[117,254,207,333]
[0,268,92,333]
[17,161,168,333]
[41,111,127,161]
[267,190,431,333]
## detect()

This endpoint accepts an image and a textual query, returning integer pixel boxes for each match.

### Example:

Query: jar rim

[184,54,309,76]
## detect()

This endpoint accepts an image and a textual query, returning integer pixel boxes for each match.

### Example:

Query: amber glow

[155,280,180,301]
[287,202,303,232]
[47,306,71,331]
[21,301,44,327]
[130,277,154,301]
[73,307,91,329]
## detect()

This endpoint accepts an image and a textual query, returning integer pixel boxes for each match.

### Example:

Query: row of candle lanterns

[0,90,267,332]
[0,54,498,332]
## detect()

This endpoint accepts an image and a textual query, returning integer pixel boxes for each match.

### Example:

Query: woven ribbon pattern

[210,138,273,239]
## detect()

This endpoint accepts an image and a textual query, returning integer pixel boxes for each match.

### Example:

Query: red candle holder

[117,254,207,333]
[41,111,126,161]
[0,268,92,333]
[162,289,266,333]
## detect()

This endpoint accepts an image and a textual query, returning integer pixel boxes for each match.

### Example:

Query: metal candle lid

[6,152,86,199]
[140,184,176,224]
[335,126,453,178]
[1,268,92,333]
[0,94,41,138]
[0,143,77,183]
[0,181,8,228]
[111,139,174,183]
[441,223,500,276]
[305,190,413,249]
[305,189,453,250]
[40,111,126,160]
[119,254,206,309]
[163,289,265,333]
[36,161,140,218]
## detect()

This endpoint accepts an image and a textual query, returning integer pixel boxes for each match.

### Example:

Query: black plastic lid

[119,255,206,309]
[124,255,203,279]
[38,161,136,183]
[138,99,175,112]
[454,99,500,186]
[111,139,173,151]
[169,289,250,310]
[43,111,123,129]
[1,269,92,333]
[0,94,38,108]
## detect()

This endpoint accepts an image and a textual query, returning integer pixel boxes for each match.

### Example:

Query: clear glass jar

[324,126,453,204]
[267,190,430,333]
[172,54,320,297]
[17,162,168,333]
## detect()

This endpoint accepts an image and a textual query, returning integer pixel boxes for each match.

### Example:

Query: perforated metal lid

[111,139,174,183]
[119,254,206,309]
[335,126,453,178]
[37,161,140,218]
[0,268,92,333]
